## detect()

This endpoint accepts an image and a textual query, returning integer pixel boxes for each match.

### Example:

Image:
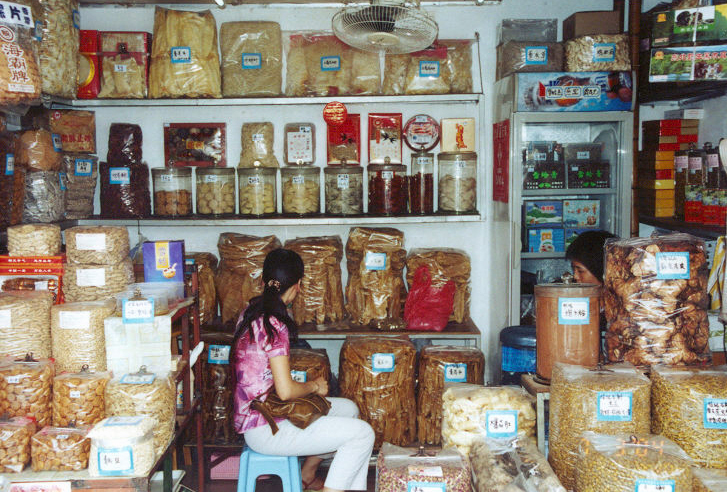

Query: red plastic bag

[404,266,455,331]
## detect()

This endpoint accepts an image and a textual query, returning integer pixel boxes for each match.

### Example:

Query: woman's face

[571,260,600,285]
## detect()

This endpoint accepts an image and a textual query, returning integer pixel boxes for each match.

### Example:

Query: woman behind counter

[232,248,374,492]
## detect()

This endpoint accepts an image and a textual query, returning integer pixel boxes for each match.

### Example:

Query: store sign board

[493,120,510,203]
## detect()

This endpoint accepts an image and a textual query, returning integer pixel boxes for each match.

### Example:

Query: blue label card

[97,446,134,476]
[704,398,727,429]
[320,56,340,71]
[120,372,156,384]
[208,344,231,365]
[291,370,307,383]
[242,53,262,69]
[109,167,130,185]
[597,391,633,421]
[407,482,445,492]
[525,46,548,65]
[365,252,387,271]
[34,19,42,41]
[558,297,589,325]
[171,46,192,64]
[655,252,690,280]
[122,298,155,324]
[372,353,395,373]
[51,133,62,152]
[5,153,14,175]
[444,363,467,383]
[74,158,93,176]
[72,8,80,29]
[59,172,67,191]
[634,479,675,492]
[593,43,616,62]
[419,60,440,77]
[485,410,518,438]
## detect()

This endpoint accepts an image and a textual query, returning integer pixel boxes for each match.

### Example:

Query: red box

[0,256,65,304]
[78,30,100,99]
[685,200,703,223]
[327,114,361,165]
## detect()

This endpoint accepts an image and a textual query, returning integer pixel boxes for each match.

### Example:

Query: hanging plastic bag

[404,265,455,331]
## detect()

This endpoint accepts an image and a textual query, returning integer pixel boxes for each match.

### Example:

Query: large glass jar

[196,168,236,216]
[408,152,434,214]
[238,167,277,216]
[281,165,320,216]
[368,163,407,215]
[152,168,192,216]
[324,166,363,215]
[438,152,477,213]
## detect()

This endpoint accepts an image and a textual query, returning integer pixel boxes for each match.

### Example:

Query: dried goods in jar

[22,170,64,223]
[38,0,79,98]
[368,164,407,215]
[16,129,61,171]
[0,356,54,427]
[408,170,433,214]
[62,154,97,219]
[154,190,192,216]
[62,258,134,303]
[238,168,276,216]
[196,172,235,215]
[107,123,142,166]
[406,249,471,323]
[186,252,217,326]
[99,161,151,219]
[87,416,155,477]
[282,172,320,215]
[52,367,110,427]
[324,166,363,215]
[220,21,282,97]
[376,443,472,492]
[31,425,90,471]
[0,416,35,473]
[50,300,116,373]
[7,223,61,256]
[239,122,278,168]
[66,226,130,265]
[439,174,477,213]
[0,290,53,359]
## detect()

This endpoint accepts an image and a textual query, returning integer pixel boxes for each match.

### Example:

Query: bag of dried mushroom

[38,0,79,98]
[548,362,652,491]
[239,122,279,168]
[0,0,41,110]
[290,348,331,385]
[0,290,53,358]
[651,365,727,469]
[0,355,54,427]
[220,22,282,97]
[604,233,711,366]
[576,432,693,492]
[7,223,61,256]
[376,443,472,492]
[31,425,90,471]
[149,7,221,98]
[53,367,110,427]
[0,416,35,473]
[406,249,471,323]
[284,236,345,326]
[339,336,416,448]
[88,416,155,477]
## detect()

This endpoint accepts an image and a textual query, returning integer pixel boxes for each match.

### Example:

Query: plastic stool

[237,445,302,492]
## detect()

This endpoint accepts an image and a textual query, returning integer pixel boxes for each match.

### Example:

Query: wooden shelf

[639,216,724,240]
[639,80,727,105]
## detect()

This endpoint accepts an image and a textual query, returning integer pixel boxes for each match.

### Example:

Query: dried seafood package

[201,334,239,444]
[376,443,471,492]
[215,233,281,323]
[0,0,41,111]
[62,155,97,219]
[345,227,407,326]
[220,21,282,97]
[416,345,484,445]
[38,0,79,98]
[651,365,727,468]
[406,249,471,323]
[7,223,61,256]
[149,7,221,98]
[239,122,278,168]
[16,129,61,171]
[548,363,652,490]
[66,225,130,265]
[0,355,54,426]
[30,425,90,471]
[0,290,53,358]
[290,348,331,385]
[0,416,35,473]
[50,300,116,372]
[62,258,133,302]
[186,252,217,326]
[52,367,110,427]
[339,336,416,448]
[604,233,711,366]
[98,31,150,99]
[284,236,345,326]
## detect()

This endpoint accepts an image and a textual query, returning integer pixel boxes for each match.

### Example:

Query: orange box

[0,256,65,303]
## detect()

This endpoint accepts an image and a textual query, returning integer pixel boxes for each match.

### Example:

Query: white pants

[243,397,375,491]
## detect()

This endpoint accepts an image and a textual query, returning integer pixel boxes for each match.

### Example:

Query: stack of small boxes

[638,119,699,218]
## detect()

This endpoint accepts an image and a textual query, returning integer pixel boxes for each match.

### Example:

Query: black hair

[232,248,304,350]
[565,230,617,283]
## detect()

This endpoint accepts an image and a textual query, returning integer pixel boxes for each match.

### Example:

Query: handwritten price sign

[372,353,395,373]
[485,410,518,438]
[597,391,633,421]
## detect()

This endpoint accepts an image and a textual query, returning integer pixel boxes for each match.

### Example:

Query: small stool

[237,445,302,492]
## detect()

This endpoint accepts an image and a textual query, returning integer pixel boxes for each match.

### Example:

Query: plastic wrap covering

[62,258,134,302]
[149,7,221,98]
[470,437,566,492]
[285,32,380,97]
[416,345,484,445]
[651,365,727,468]
[0,416,34,473]
[52,367,110,426]
[345,227,406,327]
[87,416,155,477]
[284,236,345,326]
[201,334,240,444]
[49,109,96,154]
[31,425,90,471]
[564,34,630,72]
[0,290,53,358]
[7,223,61,256]
[215,233,281,323]
[441,384,536,456]
[498,18,558,44]
[0,0,41,111]
[376,443,472,492]
[186,252,217,326]
[22,170,64,223]
[290,348,330,385]
[107,123,142,166]
[693,468,727,492]
[98,32,149,99]
[99,161,151,219]
[496,41,563,80]
[604,233,711,365]
[66,226,130,265]
[220,22,282,97]
[576,432,693,492]
[50,300,115,373]
[406,249,471,323]
[239,122,279,168]
[105,368,176,456]
[62,154,97,219]
[17,130,61,171]
[548,363,652,491]
[339,336,416,448]
[38,0,78,98]
[0,356,54,426]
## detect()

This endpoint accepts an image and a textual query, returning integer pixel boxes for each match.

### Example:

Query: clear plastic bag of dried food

[201,333,238,444]
[290,348,331,384]
[31,425,91,471]
[0,355,54,427]
[564,34,630,72]
[22,170,64,223]
[441,40,474,93]
[376,443,471,492]
[38,0,79,98]
[98,32,149,99]
[17,129,62,171]
[694,468,727,492]
[239,122,279,168]
[87,416,155,477]
[0,290,54,359]
[576,432,693,492]
[7,223,61,256]
[186,252,218,326]
[470,437,565,492]
[220,21,282,97]
[496,41,563,80]
[65,225,130,265]
[604,232,711,366]
[51,300,116,373]
[62,155,98,219]
[0,415,35,473]
[53,366,111,427]
[99,161,151,219]
[107,123,143,166]
[0,0,42,112]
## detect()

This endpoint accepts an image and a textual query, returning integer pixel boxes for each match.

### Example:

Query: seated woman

[232,248,374,492]
[565,230,617,285]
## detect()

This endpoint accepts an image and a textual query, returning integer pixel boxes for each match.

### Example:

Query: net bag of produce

[376,443,471,492]
[604,233,711,365]
[201,333,240,445]
[0,416,35,473]
[339,336,416,448]
[548,362,652,490]
[31,425,90,471]
[220,21,282,97]
[52,366,110,427]
[186,252,218,326]
[0,354,54,426]
[0,0,41,112]
[290,348,331,386]
[38,0,78,98]
[0,290,53,358]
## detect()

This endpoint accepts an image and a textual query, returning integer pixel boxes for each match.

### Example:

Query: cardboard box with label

[0,255,65,303]
[523,200,563,227]
[563,199,600,228]
[143,240,185,283]
[527,228,565,253]
[563,11,622,40]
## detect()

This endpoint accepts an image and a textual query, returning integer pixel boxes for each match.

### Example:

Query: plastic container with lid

[196,168,236,216]
[238,167,277,216]
[284,123,315,165]
[408,152,434,214]
[499,325,536,385]
[281,165,320,216]
[324,166,363,215]
[438,152,477,213]
[368,162,407,215]
[152,168,192,217]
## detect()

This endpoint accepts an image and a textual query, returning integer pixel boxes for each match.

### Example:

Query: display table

[521,373,550,454]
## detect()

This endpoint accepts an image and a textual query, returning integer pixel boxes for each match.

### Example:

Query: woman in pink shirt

[233,248,374,492]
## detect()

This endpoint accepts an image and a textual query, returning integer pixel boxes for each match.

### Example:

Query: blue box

[524,200,563,227]
[527,228,565,253]
[563,199,600,228]
[142,240,185,283]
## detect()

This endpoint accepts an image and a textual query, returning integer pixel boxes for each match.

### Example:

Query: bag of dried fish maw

[0,290,53,358]
[38,0,78,98]
[442,40,474,93]
[604,233,711,366]
[376,443,471,492]
[220,21,282,97]
[576,432,693,492]
[651,365,727,468]
[0,0,41,111]
[149,7,221,98]
[384,43,450,95]
[98,31,150,99]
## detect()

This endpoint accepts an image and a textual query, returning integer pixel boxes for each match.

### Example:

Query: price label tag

[675,155,689,170]
[59,311,91,330]
[337,174,350,189]
[59,172,67,191]
[160,174,173,182]
[208,344,231,365]
[51,133,62,152]
[122,299,155,324]
[372,353,395,373]
[75,233,106,251]
[109,167,130,185]
[418,60,440,77]
[70,390,81,399]
[105,416,144,426]
[120,372,156,384]
[525,46,548,65]
[655,252,690,280]
[292,175,305,185]
[593,43,616,62]
[72,8,80,29]
[0,1,34,28]
[114,63,128,73]
[76,268,106,287]
[365,252,387,271]
[533,152,547,161]
[416,156,433,167]
[708,153,720,168]
[576,151,590,160]
[204,174,219,183]
[381,171,394,180]
[98,446,134,475]
[485,410,518,438]
[56,434,69,440]
[242,52,262,69]
[171,46,191,64]
[444,363,467,382]
[564,86,582,99]
[0,309,10,329]
[5,153,14,175]
[248,176,261,185]
[291,370,307,382]
[597,391,633,421]
[74,158,93,176]
[583,85,601,98]
[407,482,445,492]
[320,55,341,71]
[7,374,22,384]
[558,297,589,325]
[704,398,727,429]
[634,479,675,492]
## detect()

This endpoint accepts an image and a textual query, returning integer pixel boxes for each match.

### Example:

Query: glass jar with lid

[281,165,320,216]
[196,167,236,216]
[238,167,277,216]
[284,123,315,166]
[324,166,363,215]
[152,167,192,216]
[438,152,477,213]
[368,162,407,215]
[408,152,434,214]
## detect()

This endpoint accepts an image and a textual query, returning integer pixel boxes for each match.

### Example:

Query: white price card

[122,299,155,324]
[564,85,582,98]
[242,52,262,69]
[582,85,601,98]
[0,2,34,28]
[576,151,591,160]
[291,370,307,383]
[7,374,22,384]
[120,373,156,384]
[109,167,130,185]
[0,309,10,329]
[656,252,690,280]
[98,446,134,475]
[70,390,81,398]
[408,465,443,478]
[372,353,395,373]
[558,297,589,325]
[381,171,394,180]
[634,479,674,492]
[418,60,440,77]
[320,55,341,71]
[443,363,467,383]
[75,233,106,251]
[171,46,191,64]
[74,158,93,176]
[407,481,445,492]
[59,311,91,330]
[485,410,518,438]
[292,175,305,185]
[545,86,564,99]
[247,176,261,185]
[76,268,106,287]
[105,416,144,426]
[203,174,219,183]
[114,63,128,73]
[337,174,350,190]
[525,46,548,65]
[365,252,387,271]
[208,344,231,365]
[597,391,633,421]
[593,43,616,62]
[704,398,727,429]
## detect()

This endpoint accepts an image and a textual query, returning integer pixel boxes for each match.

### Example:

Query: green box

[651,6,727,47]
